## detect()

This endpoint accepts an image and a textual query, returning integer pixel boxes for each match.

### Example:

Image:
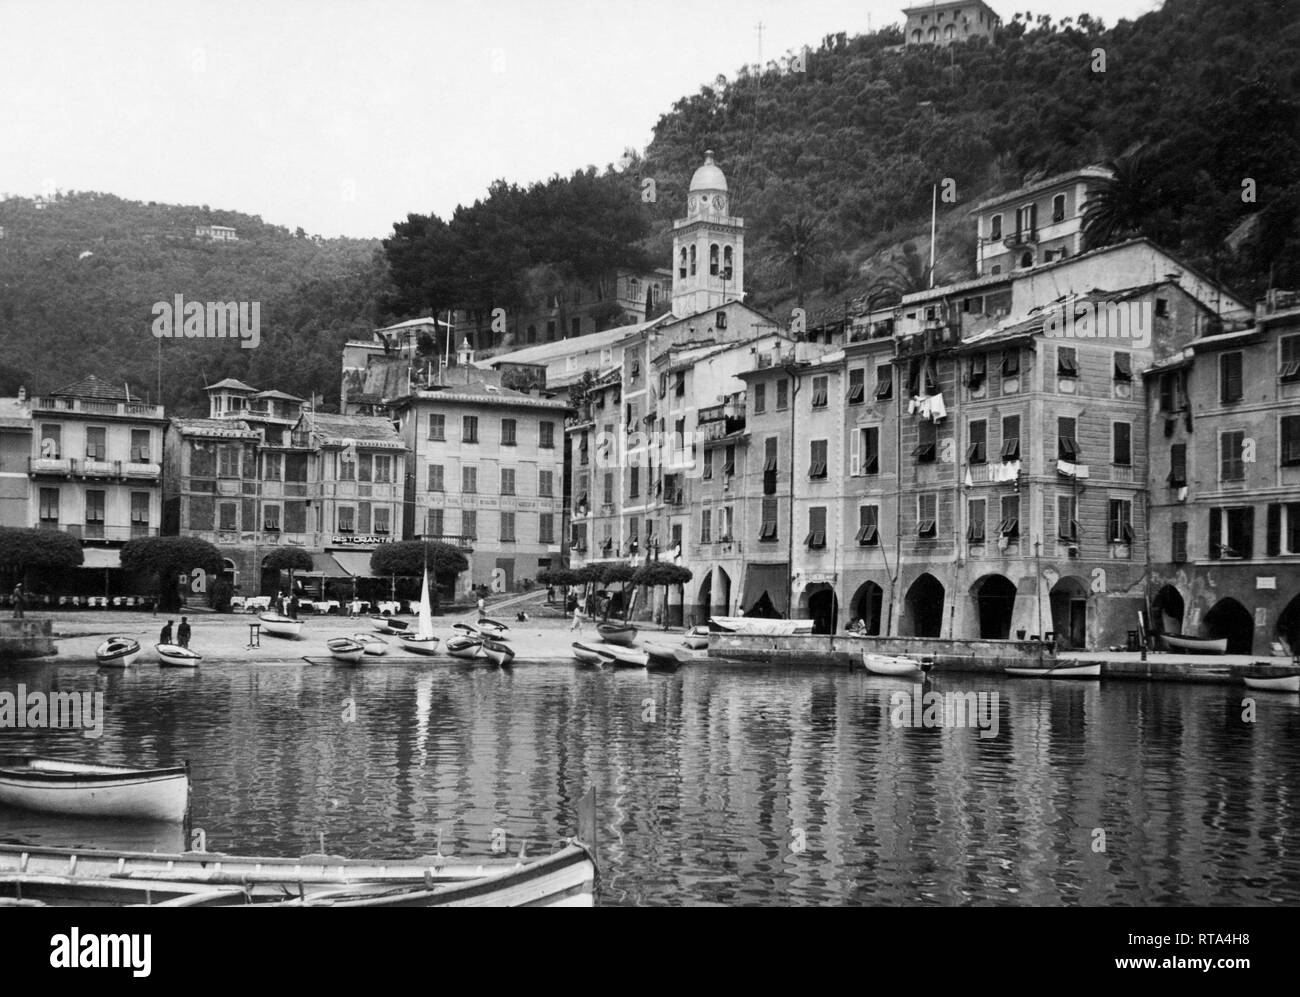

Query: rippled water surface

[2,660,1297,906]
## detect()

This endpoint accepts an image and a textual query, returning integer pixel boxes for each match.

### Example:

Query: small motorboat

[597,622,638,646]
[352,634,388,656]
[1005,661,1103,678]
[863,652,930,677]
[572,641,607,665]
[445,636,483,660]
[1160,633,1228,655]
[259,613,304,639]
[682,626,709,650]
[481,639,515,667]
[372,616,410,635]
[1242,673,1300,693]
[0,756,190,822]
[597,644,649,668]
[326,637,366,664]
[95,637,141,668]
[156,643,201,668]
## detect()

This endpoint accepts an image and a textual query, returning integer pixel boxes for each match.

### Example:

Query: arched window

[679,247,687,279]
[927,26,938,41]
[709,244,719,276]
[912,29,921,42]
[1020,251,1034,269]
[630,278,640,301]
[689,245,697,276]
[943,23,955,39]
[1052,193,1066,222]
[722,246,733,281]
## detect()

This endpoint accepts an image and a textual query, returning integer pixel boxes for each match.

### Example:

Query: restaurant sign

[330,535,396,546]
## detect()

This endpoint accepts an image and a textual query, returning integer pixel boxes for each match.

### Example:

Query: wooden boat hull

[643,642,686,671]
[95,638,141,668]
[481,640,515,667]
[258,614,303,639]
[597,644,649,668]
[326,638,366,664]
[0,758,189,822]
[372,616,410,636]
[445,637,483,659]
[597,623,637,647]
[477,618,510,635]
[155,643,200,668]
[0,841,594,907]
[1005,662,1102,678]
[682,627,709,650]
[572,641,606,665]
[400,635,441,656]
[1243,673,1300,692]
[352,635,388,656]
[1161,634,1228,655]
[710,617,815,636]
[863,652,928,677]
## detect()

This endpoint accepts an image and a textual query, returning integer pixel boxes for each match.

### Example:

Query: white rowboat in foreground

[0,757,190,822]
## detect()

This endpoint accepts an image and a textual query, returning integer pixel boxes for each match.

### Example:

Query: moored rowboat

[258,613,304,639]
[1242,673,1300,693]
[0,757,190,822]
[326,637,366,664]
[596,622,637,646]
[400,635,441,656]
[862,652,930,677]
[352,634,388,656]
[481,639,515,667]
[95,637,140,668]
[156,643,200,668]
[682,626,709,650]
[1160,633,1228,655]
[1005,661,1102,678]
[372,616,410,635]
[446,636,483,659]
[571,641,606,665]
[597,644,649,668]
[0,841,596,907]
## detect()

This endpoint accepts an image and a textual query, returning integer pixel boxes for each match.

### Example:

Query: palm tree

[766,213,825,309]
[1082,144,1166,251]
[867,243,934,308]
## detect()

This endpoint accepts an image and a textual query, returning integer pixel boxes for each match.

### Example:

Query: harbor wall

[707,634,1055,671]
[0,619,57,660]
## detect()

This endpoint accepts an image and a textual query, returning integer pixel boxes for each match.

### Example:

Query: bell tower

[671,150,744,319]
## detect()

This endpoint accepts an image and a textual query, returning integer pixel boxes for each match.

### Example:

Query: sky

[0,0,1161,239]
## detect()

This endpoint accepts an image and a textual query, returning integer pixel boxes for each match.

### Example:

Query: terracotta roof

[171,417,259,438]
[49,374,129,400]
[253,389,305,401]
[307,413,405,445]
[203,378,258,392]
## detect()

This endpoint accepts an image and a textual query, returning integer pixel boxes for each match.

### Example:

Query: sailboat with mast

[400,567,441,656]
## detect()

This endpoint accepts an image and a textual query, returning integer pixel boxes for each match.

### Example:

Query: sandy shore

[27,596,684,666]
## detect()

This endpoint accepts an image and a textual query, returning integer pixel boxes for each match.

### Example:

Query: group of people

[159,617,193,648]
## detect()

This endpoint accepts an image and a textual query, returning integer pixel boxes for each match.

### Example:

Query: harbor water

[1,659,1297,905]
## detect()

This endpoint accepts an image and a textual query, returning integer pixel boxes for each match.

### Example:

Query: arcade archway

[1204,597,1254,655]
[1050,576,1090,650]
[1151,584,1186,636]
[971,574,1016,639]
[901,573,945,638]
[849,580,884,635]
[805,584,839,635]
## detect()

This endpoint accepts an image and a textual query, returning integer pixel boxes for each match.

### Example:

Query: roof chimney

[17,386,26,402]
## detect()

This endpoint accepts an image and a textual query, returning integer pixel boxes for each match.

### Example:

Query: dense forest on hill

[0,192,388,413]
[388,0,1300,326]
[3,0,1297,409]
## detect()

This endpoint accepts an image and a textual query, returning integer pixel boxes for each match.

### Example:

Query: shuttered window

[1220,352,1243,403]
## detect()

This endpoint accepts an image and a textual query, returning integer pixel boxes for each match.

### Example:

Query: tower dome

[689,150,727,193]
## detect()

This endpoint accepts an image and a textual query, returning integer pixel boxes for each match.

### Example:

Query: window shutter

[1267,504,1281,556]
[1209,508,1221,560]
[1241,508,1254,560]
[850,427,861,476]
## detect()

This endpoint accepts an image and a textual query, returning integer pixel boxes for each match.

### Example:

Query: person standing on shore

[11,583,24,619]
[477,595,486,621]
[177,617,192,648]
[569,603,584,632]
[160,620,174,645]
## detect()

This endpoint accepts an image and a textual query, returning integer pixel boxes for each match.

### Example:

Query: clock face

[713,196,725,211]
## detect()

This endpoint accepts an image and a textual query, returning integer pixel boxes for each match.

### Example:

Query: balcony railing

[30,397,164,419]
[28,456,161,479]
[37,523,158,541]
[1002,228,1038,249]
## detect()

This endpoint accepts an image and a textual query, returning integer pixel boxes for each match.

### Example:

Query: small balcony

[30,396,165,420]
[1002,228,1038,249]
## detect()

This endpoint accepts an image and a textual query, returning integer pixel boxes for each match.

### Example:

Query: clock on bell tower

[670,150,744,319]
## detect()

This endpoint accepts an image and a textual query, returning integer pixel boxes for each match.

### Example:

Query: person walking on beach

[177,617,192,648]
[477,595,487,621]
[569,602,584,632]
[11,583,24,620]
[160,620,174,645]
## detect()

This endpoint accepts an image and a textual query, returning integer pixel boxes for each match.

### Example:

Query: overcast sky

[0,0,1162,239]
